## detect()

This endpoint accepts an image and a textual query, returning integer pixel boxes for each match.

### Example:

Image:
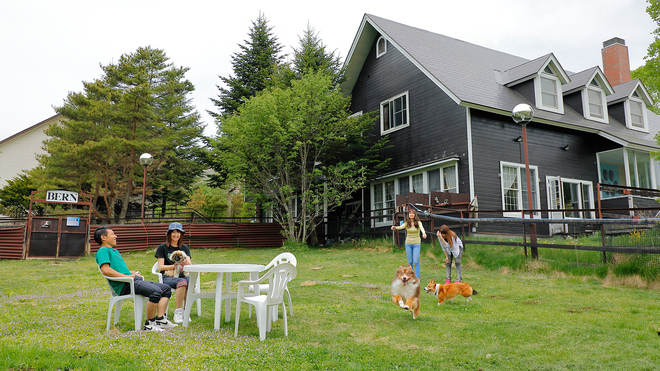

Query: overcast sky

[0,0,656,141]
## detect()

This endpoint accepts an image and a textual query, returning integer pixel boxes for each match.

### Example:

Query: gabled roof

[607,79,653,106]
[341,14,660,151]
[502,53,570,87]
[562,67,614,96]
[0,114,60,145]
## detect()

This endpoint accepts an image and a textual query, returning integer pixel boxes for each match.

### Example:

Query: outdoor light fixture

[139,153,154,221]
[563,145,570,151]
[511,103,537,259]
[514,136,523,142]
[512,103,534,125]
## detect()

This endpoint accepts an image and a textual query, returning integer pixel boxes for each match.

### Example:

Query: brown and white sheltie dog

[391,264,421,319]
[425,279,477,304]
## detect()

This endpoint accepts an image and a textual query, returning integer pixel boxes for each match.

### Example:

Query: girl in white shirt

[436,224,464,284]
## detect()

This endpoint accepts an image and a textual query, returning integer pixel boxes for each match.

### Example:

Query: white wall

[0,115,59,188]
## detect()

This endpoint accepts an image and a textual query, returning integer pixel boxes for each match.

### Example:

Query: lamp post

[139,153,153,221]
[512,104,538,259]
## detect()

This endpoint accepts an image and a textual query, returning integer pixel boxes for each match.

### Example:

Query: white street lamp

[139,153,153,221]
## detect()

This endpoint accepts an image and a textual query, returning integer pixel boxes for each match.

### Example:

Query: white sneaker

[154,315,177,329]
[143,319,164,332]
[173,308,184,324]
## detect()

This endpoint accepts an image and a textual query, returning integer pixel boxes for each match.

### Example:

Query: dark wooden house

[333,14,660,237]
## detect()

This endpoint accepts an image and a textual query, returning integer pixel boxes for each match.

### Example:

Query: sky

[0,0,656,141]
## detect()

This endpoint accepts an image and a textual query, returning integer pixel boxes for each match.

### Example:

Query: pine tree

[41,46,205,221]
[209,12,284,118]
[292,24,344,85]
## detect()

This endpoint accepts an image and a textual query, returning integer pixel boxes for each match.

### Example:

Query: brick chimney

[601,37,631,86]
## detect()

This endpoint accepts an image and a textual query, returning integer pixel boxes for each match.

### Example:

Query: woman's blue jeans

[405,243,421,278]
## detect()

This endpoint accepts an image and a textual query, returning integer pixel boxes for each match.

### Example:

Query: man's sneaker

[154,315,178,329]
[143,319,164,332]
[173,308,184,324]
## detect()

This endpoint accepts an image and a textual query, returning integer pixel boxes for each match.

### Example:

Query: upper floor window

[535,66,564,114]
[376,36,387,58]
[626,91,648,131]
[380,92,409,135]
[585,78,608,123]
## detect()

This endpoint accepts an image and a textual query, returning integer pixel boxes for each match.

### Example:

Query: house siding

[351,37,468,177]
[608,102,626,126]
[511,79,536,106]
[470,110,617,235]
[564,91,584,115]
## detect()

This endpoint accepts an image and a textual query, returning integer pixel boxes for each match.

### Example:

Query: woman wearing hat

[155,222,192,323]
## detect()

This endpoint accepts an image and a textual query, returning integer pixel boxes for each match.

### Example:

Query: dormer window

[626,88,648,131]
[376,36,387,58]
[584,78,608,123]
[541,76,558,108]
[535,63,564,114]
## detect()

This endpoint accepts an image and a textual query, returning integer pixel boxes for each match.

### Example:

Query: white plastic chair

[250,252,297,317]
[151,262,202,317]
[234,263,297,341]
[98,266,147,331]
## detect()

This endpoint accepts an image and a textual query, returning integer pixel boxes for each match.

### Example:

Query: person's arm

[182,246,192,265]
[100,263,139,278]
[157,257,177,272]
[437,231,448,246]
[419,222,427,239]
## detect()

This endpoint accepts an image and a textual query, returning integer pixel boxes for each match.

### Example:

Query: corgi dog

[425,279,477,304]
[391,264,421,319]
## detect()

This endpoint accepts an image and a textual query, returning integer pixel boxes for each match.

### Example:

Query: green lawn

[1,241,659,370]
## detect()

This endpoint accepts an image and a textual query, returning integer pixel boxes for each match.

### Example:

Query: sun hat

[167,222,185,235]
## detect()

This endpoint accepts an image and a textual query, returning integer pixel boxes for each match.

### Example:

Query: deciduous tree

[632,0,660,114]
[218,72,388,243]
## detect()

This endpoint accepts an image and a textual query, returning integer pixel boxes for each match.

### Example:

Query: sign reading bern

[46,190,79,203]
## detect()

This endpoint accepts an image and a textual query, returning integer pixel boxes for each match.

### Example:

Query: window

[410,174,423,193]
[541,76,558,109]
[380,92,409,134]
[629,99,645,129]
[500,162,540,218]
[376,36,387,58]
[372,180,395,223]
[370,162,458,226]
[442,167,457,193]
[547,177,594,219]
[534,65,564,114]
[584,78,608,122]
[597,149,658,199]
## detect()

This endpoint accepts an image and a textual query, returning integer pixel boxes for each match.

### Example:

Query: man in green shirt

[95,226,176,331]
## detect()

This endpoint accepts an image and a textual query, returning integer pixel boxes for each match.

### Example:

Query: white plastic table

[182,263,265,330]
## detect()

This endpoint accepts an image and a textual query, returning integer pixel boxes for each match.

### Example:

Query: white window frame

[371,180,395,225]
[534,70,564,114]
[583,83,608,123]
[500,161,541,218]
[546,176,595,219]
[625,97,648,132]
[370,162,458,227]
[380,91,409,135]
[376,36,387,58]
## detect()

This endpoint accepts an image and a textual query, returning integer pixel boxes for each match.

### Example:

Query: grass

[1,239,660,370]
